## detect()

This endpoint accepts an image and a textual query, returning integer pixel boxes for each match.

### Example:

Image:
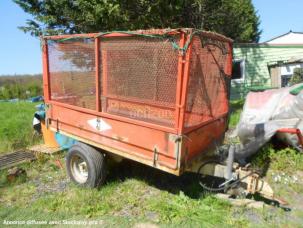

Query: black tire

[66,142,107,188]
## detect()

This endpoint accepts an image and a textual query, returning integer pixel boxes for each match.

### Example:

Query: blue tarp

[55,133,77,150]
[34,103,76,150]
[28,96,43,102]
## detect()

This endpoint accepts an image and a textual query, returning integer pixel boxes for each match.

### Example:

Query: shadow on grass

[106,159,203,199]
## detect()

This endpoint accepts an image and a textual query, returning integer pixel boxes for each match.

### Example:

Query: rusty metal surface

[48,104,179,172]
[42,29,233,174]
[185,35,230,128]
[0,151,36,170]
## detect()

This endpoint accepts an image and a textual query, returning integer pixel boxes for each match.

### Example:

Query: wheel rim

[70,155,88,184]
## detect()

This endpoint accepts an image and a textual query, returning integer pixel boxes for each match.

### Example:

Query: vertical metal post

[95,37,101,112]
[224,42,233,112]
[178,34,193,134]
[174,33,186,131]
[42,38,51,102]
[225,42,233,76]
[101,50,108,112]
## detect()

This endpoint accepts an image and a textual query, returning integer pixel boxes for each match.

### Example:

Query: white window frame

[232,59,245,82]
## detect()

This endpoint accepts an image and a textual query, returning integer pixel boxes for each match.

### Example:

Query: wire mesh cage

[45,29,232,132]
[99,35,180,127]
[48,38,96,110]
[185,35,231,128]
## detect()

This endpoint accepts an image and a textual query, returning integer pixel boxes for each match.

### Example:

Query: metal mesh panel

[185,35,230,128]
[48,38,96,110]
[46,31,230,129]
[100,36,179,127]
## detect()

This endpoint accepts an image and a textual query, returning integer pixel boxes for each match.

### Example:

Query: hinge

[153,146,159,167]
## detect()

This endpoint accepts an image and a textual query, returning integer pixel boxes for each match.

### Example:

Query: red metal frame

[42,31,194,131]
[101,50,108,113]
[48,99,177,134]
[42,29,233,174]
[277,128,303,148]
[43,30,185,41]
[184,114,228,134]
[44,30,191,134]
[44,33,99,40]
[95,37,101,112]
[175,33,186,131]
[178,33,193,134]
[42,38,51,102]
[104,95,175,110]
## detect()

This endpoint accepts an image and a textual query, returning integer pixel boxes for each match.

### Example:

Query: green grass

[0,74,42,100]
[0,102,243,226]
[0,102,38,153]
[251,144,303,174]
[228,99,244,129]
[0,155,245,227]
[0,99,303,227]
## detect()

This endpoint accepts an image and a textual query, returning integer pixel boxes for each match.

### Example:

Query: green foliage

[14,0,261,42]
[289,68,303,86]
[0,74,42,100]
[269,147,303,172]
[228,99,244,128]
[251,144,303,173]
[0,170,27,187]
[251,144,273,170]
[0,102,39,153]
[147,191,232,225]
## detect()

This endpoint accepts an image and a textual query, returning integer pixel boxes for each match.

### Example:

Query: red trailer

[41,28,282,204]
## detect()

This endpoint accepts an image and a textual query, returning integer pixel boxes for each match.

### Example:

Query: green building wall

[231,44,303,99]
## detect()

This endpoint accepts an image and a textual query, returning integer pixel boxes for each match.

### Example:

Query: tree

[289,68,303,86]
[14,0,261,42]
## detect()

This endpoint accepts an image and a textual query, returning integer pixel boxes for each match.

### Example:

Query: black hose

[197,159,255,192]
[197,160,228,192]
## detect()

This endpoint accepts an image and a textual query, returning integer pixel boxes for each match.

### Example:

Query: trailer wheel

[66,142,107,188]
